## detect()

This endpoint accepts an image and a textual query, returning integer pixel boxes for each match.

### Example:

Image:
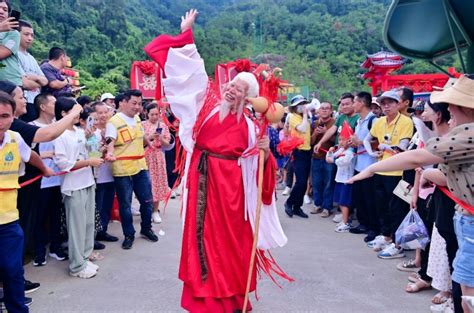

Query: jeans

[34,186,63,258]
[0,221,28,313]
[286,150,312,211]
[311,158,335,210]
[114,170,153,237]
[96,182,115,234]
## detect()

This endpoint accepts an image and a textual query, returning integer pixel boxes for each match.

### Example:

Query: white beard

[219,99,244,123]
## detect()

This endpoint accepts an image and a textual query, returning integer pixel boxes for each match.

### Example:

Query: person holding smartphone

[0,2,23,86]
[142,102,170,224]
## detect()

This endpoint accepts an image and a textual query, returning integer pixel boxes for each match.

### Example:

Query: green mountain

[10,0,455,103]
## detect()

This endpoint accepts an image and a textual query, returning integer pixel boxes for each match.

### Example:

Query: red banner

[130,61,163,100]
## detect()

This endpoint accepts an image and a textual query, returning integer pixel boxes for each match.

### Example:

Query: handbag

[393,179,413,204]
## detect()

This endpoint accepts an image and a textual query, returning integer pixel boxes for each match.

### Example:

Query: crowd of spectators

[270,83,473,312]
[0,4,179,311]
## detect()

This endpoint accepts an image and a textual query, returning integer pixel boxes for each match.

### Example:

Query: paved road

[25,191,434,312]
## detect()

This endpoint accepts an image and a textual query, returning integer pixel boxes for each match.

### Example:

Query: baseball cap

[100,92,115,102]
[377,90,400,103]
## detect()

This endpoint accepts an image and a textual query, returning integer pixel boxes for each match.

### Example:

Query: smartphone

[86,115,95,130]
[391,145,404,153]
[10,10,21,23]
[156,127,163,134]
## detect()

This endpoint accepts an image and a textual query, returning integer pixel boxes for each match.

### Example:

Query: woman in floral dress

[143,103,170,223]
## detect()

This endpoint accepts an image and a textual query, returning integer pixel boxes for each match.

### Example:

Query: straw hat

[430,75,474,109]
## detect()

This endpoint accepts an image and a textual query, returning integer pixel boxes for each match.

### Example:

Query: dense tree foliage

[11,0,457,102]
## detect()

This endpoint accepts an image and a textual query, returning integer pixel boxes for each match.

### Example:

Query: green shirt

[334,113,359,144]
[0,30,23,86]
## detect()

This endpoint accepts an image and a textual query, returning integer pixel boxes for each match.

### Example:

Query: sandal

[397,258,420,272]
[88,252,104,262]
[408,272,421,283]
[432,291,451,304]
[405,278,432,293]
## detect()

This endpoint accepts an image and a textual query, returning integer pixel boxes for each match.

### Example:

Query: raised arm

[348,149,443,183]
[33,104,82,143]
[144,9,208,153]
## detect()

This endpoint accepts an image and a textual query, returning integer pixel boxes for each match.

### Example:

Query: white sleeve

[105,122,117,140]
[295,115,309,132]
[163,44,209,153]
[412,116,435,144]
[335,150,354,167]
[14,133,31,162]
[53,136,76,172]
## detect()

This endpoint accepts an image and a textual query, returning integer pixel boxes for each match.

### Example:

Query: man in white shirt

[30,93,67,265]
[18,20,47,122]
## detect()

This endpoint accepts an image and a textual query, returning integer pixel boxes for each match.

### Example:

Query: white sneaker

[282,187,291,196]
[152,211,162,224]
[131,207,140,216]
[303,194,312,204]
[367,235,386,248]
[332,213,342,224]
[369,236,392,252]
[377,243,405,259]
[87,261,99,271]
[335,223,351,233]
[70,265,97,279]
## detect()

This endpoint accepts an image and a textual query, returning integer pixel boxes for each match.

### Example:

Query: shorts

[452,212,474,287]
[333,182,352,207]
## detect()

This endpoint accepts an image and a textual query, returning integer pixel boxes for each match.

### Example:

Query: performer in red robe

[145,9,288,312]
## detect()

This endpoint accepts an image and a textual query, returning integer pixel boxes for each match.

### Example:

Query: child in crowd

[326,121,356,233]
[53,97,103,279]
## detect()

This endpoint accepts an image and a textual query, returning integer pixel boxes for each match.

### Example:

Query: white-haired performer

[145,9,289,313]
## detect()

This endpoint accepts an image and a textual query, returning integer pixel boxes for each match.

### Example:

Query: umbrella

[383,0,474,73]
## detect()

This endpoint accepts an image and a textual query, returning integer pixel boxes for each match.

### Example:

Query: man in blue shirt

[349,92,379,241]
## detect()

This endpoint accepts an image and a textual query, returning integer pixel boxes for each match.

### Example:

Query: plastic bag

[395,209,430,250]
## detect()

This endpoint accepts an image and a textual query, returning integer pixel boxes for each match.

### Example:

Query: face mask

[296,106,304,113]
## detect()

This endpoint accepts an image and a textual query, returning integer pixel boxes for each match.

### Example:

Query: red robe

[179,112,275,312]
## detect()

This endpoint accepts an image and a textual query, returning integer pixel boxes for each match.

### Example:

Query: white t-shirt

[93,129,114,184]
[53,126,95,196]
[332,147,356,183]
[105,112,139,140]
[18,50,46,104]
[1,131,31,162]
[30,120,61,188]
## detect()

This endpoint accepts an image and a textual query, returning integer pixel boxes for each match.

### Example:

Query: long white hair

[219,72,259,123]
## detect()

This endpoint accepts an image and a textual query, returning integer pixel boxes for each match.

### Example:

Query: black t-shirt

[10,118,41,180]
[10,118,39,146]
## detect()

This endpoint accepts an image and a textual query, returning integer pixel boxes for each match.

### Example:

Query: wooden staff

[242,148,265,313]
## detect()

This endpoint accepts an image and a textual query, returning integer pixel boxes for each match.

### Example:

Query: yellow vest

[110,114,148,177]
[288,113,311,151]
[0,131,21,225]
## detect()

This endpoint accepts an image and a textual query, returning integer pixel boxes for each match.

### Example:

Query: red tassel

[256,249,294,289]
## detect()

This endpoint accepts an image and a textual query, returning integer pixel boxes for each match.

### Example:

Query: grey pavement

[24,191,435,312]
